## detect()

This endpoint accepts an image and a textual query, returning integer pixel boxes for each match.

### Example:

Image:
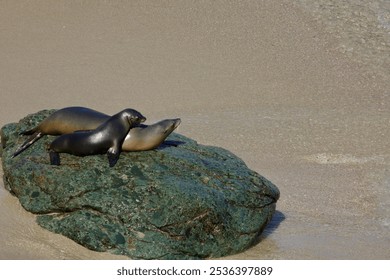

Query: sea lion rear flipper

[20,128,36,136]
[12,132,43,158]
[107,147,120,167]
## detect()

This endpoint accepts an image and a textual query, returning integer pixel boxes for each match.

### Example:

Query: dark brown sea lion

[48,108,146,167]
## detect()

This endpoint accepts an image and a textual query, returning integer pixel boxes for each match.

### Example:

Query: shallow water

[295,0,390,79]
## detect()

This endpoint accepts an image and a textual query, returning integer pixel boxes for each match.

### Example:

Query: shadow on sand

[253,210,285,245]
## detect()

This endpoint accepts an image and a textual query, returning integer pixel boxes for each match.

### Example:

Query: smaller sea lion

[122,118,181,151]
[48,108,146,167]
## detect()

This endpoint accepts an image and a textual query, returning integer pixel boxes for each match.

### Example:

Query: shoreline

[1,0,389,259]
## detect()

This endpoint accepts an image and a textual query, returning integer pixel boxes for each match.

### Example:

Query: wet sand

[1,0,389,259]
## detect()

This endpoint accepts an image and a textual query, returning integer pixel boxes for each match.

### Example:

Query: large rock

[1,109,280,259]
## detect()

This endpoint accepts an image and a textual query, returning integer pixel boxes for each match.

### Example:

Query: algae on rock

[1,109,280,259]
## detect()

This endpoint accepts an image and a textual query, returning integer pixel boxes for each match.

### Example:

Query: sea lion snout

[128,115,146,124]
[136,115,147,123]
[163,118,181,134]
[172,118,181,129]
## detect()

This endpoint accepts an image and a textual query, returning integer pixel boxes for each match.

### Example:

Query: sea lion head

[156,118,181,137]
[121,108,146,126]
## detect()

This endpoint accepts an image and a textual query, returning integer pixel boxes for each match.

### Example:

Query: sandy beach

[1,0,389,259]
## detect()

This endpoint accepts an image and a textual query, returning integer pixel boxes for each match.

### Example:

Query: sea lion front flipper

[49,151,61,165]
[107,146,121,167]
[12,132,43,158]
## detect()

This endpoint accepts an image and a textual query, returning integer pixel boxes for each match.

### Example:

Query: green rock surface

[1,110,280,259]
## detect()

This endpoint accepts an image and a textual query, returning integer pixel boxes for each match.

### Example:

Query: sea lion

[48,108,146,167]
[12,107,181,157]
[13,107,110,157]
[122,118,181,151]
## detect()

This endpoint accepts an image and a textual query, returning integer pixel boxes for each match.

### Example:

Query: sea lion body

[13,107,181,157]
[27,107,109,135]
[49,108,146,167]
